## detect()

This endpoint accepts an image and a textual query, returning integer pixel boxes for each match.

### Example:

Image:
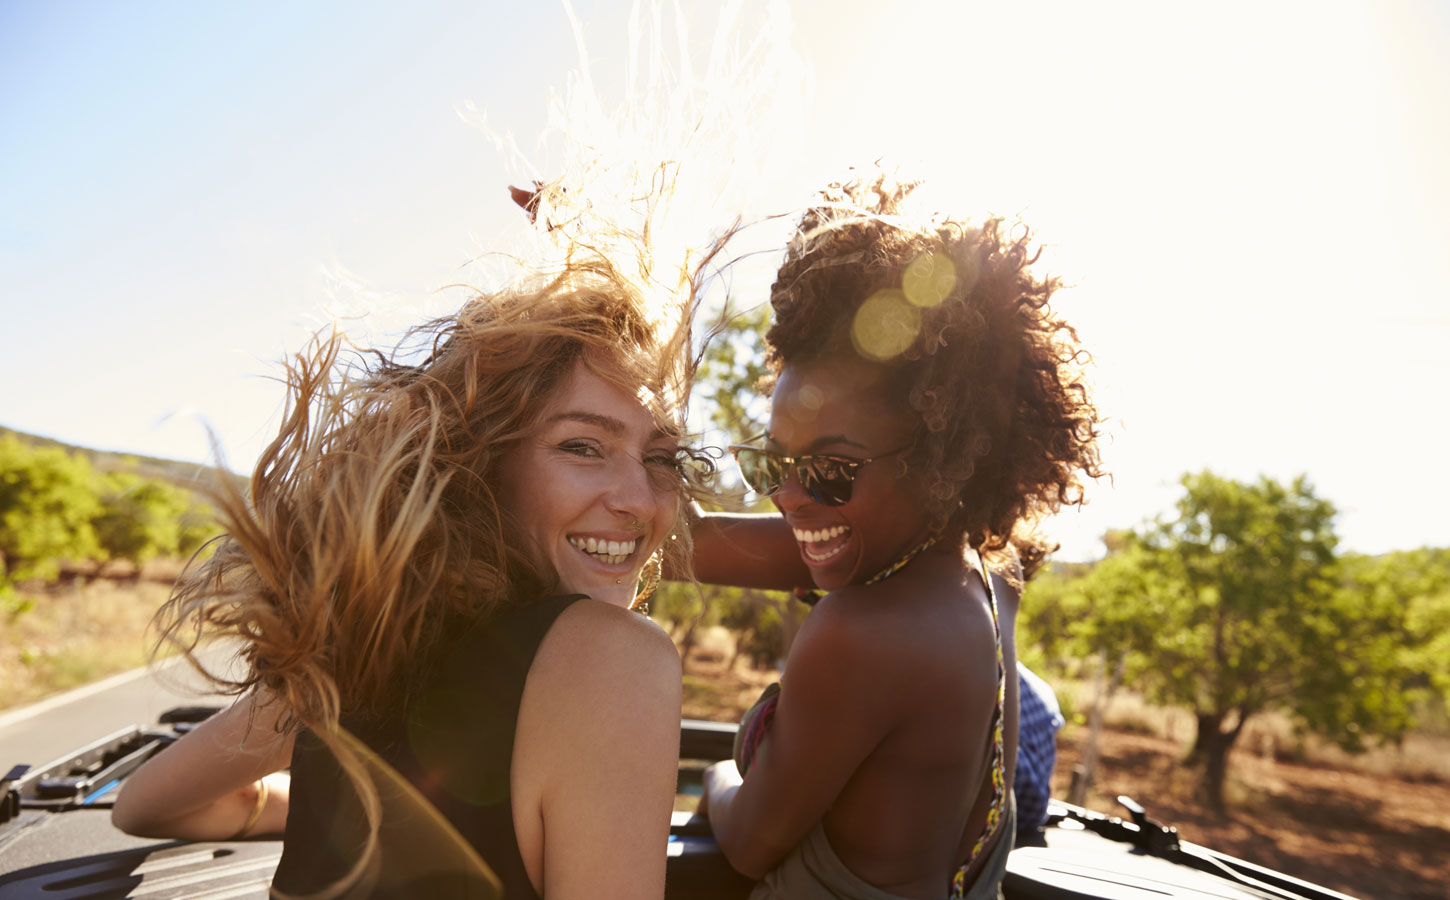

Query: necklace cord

[791,534,942,605]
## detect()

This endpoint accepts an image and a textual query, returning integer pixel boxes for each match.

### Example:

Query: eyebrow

[548,411,674,442]
[549,411,625,434]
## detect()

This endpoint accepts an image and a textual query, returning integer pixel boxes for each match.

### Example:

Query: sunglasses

[728,440,911,507]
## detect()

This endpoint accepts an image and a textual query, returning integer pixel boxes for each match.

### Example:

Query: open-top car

[1,709,1359,900]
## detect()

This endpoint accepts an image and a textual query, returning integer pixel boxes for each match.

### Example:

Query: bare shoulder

[781,586,917,696]
[787,588,880,667]
[811,564,986,638]
[797,565,997,686]
[531,599,682,702]
[514,599,682,812]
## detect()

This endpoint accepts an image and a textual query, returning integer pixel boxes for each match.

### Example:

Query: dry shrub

[0,571,175,712]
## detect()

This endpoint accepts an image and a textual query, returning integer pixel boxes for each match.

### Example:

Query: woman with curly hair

[112,251,707,899]
[692,172,1103,900]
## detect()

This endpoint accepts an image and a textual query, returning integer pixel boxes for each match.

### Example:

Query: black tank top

[272,594,585,899]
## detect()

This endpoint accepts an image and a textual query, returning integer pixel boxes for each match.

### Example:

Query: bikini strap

[949,547,1007,898]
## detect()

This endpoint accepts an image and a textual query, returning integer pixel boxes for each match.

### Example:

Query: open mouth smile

[567,535,640,566]
[792,525,851,564]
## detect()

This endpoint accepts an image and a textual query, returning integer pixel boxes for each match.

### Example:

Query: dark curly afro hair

[765,170,1104,573]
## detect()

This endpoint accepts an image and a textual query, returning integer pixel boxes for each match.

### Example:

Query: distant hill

[0,425,248,497]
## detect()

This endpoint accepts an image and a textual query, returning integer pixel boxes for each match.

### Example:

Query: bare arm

[112,690,294,841]
[678,504,812,590]
[703,597,893,877]
[512,600,683,899]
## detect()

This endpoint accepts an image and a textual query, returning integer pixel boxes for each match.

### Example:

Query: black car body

[0,711,1359,900]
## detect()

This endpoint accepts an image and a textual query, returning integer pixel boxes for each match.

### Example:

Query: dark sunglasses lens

[734,449,783,496]
[799,457,854,507]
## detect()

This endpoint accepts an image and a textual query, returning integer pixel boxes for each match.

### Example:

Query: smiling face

[766,358,935,591]
[498,359,681,608]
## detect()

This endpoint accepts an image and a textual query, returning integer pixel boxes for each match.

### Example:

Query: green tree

[1017,562,1090,670]
[697,301,773,447]
[1339,547,1450,725]
[1020,547,1162,671]
[1113,471,1414,808]
[92,471,193,569]
[653,579,717,659]
[176,500,220,558]
[1020,547,1164,804]
[0,436,101,583]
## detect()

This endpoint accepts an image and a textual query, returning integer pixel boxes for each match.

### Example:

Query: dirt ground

[678,633,1450,900]
[1053,729,1450,900]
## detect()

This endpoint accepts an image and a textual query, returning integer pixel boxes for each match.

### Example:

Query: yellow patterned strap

[950,551,1006,897]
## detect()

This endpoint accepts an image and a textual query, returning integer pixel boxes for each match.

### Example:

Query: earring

[633,549,664,612]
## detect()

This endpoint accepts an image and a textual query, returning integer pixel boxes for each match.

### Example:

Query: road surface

[0,643,243,772]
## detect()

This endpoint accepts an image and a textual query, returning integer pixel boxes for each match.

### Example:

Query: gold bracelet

[229,779,270,841]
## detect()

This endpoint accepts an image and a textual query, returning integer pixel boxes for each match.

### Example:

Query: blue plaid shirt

[1014,663,1064,833]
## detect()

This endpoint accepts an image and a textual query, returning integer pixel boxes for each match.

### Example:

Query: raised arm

[679,504,813,590]
[112,689,294,841]
[510,599,683,900]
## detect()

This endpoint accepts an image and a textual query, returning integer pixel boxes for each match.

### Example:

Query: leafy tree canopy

[93,471,194,567]
[0,436,220,601]
[1023,471,1444,807]
[0,435,101,580]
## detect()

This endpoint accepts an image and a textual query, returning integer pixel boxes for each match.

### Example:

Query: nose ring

[628,517,644,532]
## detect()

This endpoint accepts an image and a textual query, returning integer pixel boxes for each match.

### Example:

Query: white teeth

[568,536,638,564]
[804,542,846,563]
[793,526,848,544]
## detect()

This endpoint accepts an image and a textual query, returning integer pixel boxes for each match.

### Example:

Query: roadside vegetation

[0,433,219,610]
[0,431,224,709]
[1019,476,1450,810]
[0,562,182,710]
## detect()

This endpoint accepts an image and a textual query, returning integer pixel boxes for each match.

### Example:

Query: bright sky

[3,0,1448,560]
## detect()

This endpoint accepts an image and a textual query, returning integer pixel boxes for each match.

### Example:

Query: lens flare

[797,383,824,411]
[852,289,921,362]
[902,251,957,307]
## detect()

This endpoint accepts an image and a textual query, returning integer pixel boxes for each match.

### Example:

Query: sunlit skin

[114,356,686,899]
[498,360,681,609]
[765,358,936,590]
[690,355,1022,898]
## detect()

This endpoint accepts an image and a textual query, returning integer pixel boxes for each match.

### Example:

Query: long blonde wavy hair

[154,251,708,895]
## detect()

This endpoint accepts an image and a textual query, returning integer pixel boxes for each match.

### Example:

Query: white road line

[0,652,219,733]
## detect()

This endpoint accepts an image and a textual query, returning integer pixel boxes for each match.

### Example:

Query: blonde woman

[113,255,708,899]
